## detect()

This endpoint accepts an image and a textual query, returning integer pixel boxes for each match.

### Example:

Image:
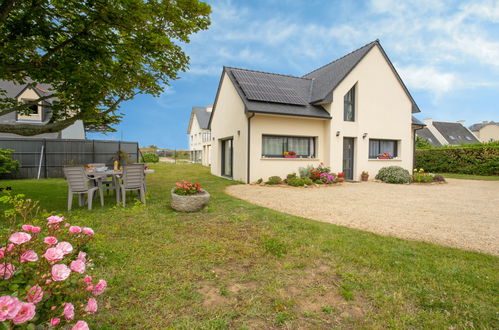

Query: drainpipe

[247,113,255,183]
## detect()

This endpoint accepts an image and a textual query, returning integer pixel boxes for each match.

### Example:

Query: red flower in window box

[377,153,393,159]
[284,151,297,158]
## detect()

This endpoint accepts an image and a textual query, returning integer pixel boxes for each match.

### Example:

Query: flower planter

[377,157,392,159]
[284,155,297,158]
[171,188,210,212]
[361,175,369,181]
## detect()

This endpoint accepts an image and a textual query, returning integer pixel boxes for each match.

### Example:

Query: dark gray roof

[416,127,442,147]
[412,116,425,126]
[469,121,498,131]
[0,80,53,100]
[192,106,211,129]
[433,121,480,145]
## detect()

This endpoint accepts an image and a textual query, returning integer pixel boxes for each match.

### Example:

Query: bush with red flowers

[173,180,202,195]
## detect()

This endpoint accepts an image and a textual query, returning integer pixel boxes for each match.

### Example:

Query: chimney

[206,105,213,112]
[424,118,433,126]
[457,120,466,125]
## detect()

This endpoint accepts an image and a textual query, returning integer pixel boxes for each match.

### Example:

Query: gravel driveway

[226,179,499,255]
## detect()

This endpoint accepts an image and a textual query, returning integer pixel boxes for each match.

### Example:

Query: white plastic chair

[63,166,103,210]
[119,164,146,207]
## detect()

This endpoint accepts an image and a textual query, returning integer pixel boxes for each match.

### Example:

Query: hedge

[415,142,499,175]
[142,153,159,163]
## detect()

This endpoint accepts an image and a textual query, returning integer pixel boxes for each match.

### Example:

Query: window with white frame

[17,99,42,121]
[262,135,315,158]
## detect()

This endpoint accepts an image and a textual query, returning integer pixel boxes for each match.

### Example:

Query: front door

[221,138,233,178]
[342,137,354,180]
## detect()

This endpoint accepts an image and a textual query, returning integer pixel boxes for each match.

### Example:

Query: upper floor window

[262,135,315,158]
[369,139,398,159]
[17,99,42,122]
[344,85,355,122]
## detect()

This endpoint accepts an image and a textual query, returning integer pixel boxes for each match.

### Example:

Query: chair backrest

[63,166,89,192]
[87,163,105,168]
[122,164,144,189]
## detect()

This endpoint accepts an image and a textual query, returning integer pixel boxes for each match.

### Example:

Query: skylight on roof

[465,136,472,141]
[449,135,455,140]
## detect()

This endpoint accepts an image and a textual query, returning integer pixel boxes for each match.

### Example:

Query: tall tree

[0,0,210,135]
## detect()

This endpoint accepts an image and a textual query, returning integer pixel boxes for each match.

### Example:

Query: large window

[17,99,42,122]
[262,135,315,158]
[369,139,398,159]
[344,85,355,121]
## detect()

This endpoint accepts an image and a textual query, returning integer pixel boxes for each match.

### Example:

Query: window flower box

[283,151,297,158]
[377,153,393,159]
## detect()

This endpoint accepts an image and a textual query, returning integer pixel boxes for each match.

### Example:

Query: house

[187,105,212,166]
[468,121,499,143]
[416,119,479,146]
[0,80,85,139]
[208,40,423,182]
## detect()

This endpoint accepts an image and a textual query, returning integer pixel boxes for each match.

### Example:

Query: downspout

[247,112,255,183]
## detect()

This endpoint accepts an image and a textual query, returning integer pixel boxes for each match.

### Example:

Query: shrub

[286,173,297,180]
[320,172,336,184]
[287,177,305,187]
[375,166,412,184]
[298,165,314,178]
[173,180,202,195]
[0,148,20,177]
[266,176,282,185]
[256,178,263,184]
[142,153,159,163]
[302,177,313,185]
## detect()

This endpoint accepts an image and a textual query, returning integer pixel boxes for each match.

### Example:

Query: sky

[88,0,499,149]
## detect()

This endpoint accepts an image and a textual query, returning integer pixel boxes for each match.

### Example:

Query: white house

[208,40,424,182]
[469,121,499,143]
[187,105,212,166]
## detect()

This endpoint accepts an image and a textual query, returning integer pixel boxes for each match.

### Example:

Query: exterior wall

[210,73,248,182]
[476,125,499,142]
[60,120,85,139]
[248,114,328,182]
[188,117,211,164]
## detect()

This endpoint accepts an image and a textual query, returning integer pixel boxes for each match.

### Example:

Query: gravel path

[226,179,499,255]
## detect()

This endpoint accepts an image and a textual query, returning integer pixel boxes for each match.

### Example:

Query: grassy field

[438,173,499,181]
[2,164,498,328]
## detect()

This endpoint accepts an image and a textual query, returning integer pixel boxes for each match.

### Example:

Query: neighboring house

[187,105,212,166]
[469,121,499,143]
[208,40,423,182]
[417,119,479,146]
[0,80,85,139]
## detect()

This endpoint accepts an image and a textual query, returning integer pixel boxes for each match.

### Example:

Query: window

[344,85,355,121]
[262,135,315,158]
[449,135,455,140]
[369,139,398,159]
[465,136,472,141]
[17,99,42,121]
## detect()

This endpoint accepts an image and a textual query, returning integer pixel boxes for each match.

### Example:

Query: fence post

[44,139,48,178]
[136,142,139,163]
[118,140,121,163]
[92,140,95,163]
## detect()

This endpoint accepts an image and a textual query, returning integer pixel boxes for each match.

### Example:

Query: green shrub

[142,153,159,163]
[266,176,282,185]
[375,166,412,184]
[256,178,263,184]
[0,148,19,177]
[298,165,314,178]
[286,172,297,180]
[287,177,305,187]
[415,142,499,176]
[302,177,313,185]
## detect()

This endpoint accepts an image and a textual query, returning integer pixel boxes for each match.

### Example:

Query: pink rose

[20,250,38,263]
[56,242,73,255]
[31,226,41,233]
[78,251,87,262]
[47,215,64,224]
[50,317,61,326]
[21,225,33,232]
[7,244,14,252]
[82,227,94,236]
[86,284,93,292]
[0,296,21,322]
[84,275,92,283]
[65,223,70,227]
[92,279,107,296]
[69,226,82,234]
[84,298,97,313]
[43,247,64,262]
[70,259,85,274]
[0,247,5,259]
[51,264,71,282]
[72,320,89,330]
[0,263,15,280]
[27,286,43,304]
[63,302,74,320]
[8,232,32,245]
[13,302,36,324]
[44,236,58,245]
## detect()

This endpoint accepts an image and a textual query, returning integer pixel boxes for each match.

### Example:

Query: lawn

[438,173,499,181]
[2,163,498,328]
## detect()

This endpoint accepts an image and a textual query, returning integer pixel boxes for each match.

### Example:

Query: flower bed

[412,168,446,183]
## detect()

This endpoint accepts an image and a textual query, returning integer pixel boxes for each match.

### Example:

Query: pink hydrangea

[70,259,85,274]
[44,236,58,245]
[0,263,15,280]
[43,247,64,262]
[52,264,71,282]
[47,215,64,224]
[0,296,21,322]
[69,226,82,234]
[8,232,32,245]
[84,297,97,313]
[78,251,87,262]
[63,302,74,320]
[12,302,36,324]
[20,250,38,263]
[50,317,61,326]
[84,275,92,283]
[72,320,89,330]
[92,279,107,296]
[82,227,94,236]
[56,242,73,255]
[27,286,43,304]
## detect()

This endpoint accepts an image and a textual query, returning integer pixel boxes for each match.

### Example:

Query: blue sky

[88,0,499,148]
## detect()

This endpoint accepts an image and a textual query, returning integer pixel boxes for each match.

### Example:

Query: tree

[0,0,210,135]
[415,136,432,149]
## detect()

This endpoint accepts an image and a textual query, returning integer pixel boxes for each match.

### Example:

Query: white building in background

[187,105,212,166]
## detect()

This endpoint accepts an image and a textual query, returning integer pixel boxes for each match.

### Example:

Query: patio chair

[119,164,146,207]
[87,163,116,195]
[63,166,103,211]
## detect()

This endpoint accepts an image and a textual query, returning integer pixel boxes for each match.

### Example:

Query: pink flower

[70,259,85,274]
[84,275,92,283]
[86,284,94,292]
[7,244,14,252]
[82,227,94,236]
[13,302,35,324]
[8,232,32,245]
[84,298,97,313]
[21,225,33,232]
[52,264,71,281]
[44,236,58,245]
[31,226,41,233]
[43,247,64,262]
[47,215,64,224]
[56,242,73,255]
[65,223,70,227]
[78,251,87,262]
[69,226,82,234]
[72,320,89,330]
[63,302,74,320]
[0,247,5,259]
[27,286,43,304]
[92,279,107,296]
[50,317,60,326]
[0,296,21,322]
[20,250,38,263]
[0,263,15,280]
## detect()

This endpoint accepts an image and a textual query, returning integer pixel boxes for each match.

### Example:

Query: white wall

[61,120,85,139]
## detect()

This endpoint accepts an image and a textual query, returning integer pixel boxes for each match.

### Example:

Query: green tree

[0,148,19,175]
[0,0,210,135]
[415,136,432,149]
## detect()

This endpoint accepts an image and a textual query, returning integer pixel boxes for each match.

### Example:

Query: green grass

[2,163,498,328]
[439,173,499,181]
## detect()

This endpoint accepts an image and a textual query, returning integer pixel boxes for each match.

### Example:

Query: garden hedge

[142,153,159,163]
[415,142,499,176]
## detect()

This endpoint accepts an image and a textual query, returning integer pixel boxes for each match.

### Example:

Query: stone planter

[170,188,210,212]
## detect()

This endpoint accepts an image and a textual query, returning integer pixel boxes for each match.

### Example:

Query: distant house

[0,80,85,139]
[468,121,499,143]
[416,119,479,146]
[187,105,212,166]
